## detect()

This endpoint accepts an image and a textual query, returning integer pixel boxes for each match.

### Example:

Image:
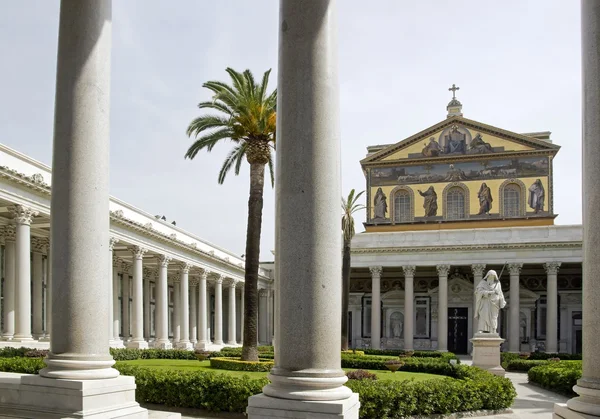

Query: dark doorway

[448,307,469,354]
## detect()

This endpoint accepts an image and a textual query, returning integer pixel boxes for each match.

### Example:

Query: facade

[0,144,275,350]
[349,95,583,354]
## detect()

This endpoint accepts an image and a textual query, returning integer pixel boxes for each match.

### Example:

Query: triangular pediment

[361,116,559,165]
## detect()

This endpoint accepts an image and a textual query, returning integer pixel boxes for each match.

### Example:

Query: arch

[390,185,414,223]
[442,182,470,220]
[499,178,526,217]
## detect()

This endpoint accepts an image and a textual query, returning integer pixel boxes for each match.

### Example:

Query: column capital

[9,205,39,226]
[113,255,121,269]
[200,269,210,280]
[108,237,119,251]
[131,245,148,260]
[508,263,523,276]
[401,265,416,277]
[226,278,238,288]
[168,274,179,284]
[214,274,225,285]
[544,262,561,275]
[471,264,486,277]
[180,262,193,274]
[121,262,131,274]
[189,277,199,286]
[369,266,382,277]
[143,266,153,278]
[31,237,48,254]
[2,224,16,242]
[436,264,451,277]
[156,254,172,267]
[259,288,269,297]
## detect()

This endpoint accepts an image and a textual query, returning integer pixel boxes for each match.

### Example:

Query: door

[448,307,469,354]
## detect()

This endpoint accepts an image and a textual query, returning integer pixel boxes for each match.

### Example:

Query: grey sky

[0,1,581,260]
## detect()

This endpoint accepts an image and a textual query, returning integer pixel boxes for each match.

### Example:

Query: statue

[390,312,403,338]
[418,186,438,217]
[474,270,506,334]
[373,187,388,219]
[528,179,545,213]
[444,125,466,154]
[477,183,493,215]
[422,137,442,157]
[468,133,494,154]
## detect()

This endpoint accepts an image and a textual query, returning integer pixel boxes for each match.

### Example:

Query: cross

[449,84,460,99]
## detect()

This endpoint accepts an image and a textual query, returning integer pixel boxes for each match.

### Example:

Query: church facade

[348,92,583,354]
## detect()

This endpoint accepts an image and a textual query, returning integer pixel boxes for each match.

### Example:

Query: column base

[1,335,14,341]
[126,340,149,349]
[176,341,194,350]
[40,355,119,380]
[555,379,600,418]
[213,340,224,346]
[0,372,149,418]
[195,341,209,350]
[247,392,359,418]
[226,340,237,346]
[471,333,505,377]
[555,403,600,418]
[39,335,51,342]
[152,340,172,350]
[11,336,35,343]
[109,339,125,348]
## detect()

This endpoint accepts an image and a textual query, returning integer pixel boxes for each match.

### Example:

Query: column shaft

[143,274,150,340]
[41,0,116,379]
[196,273,207,348]
[214,278,223,345]
[155,256,172,349]
[112,261,121,342]
[258,289,268,344]
[190,285,198,345]
[545,263,560,354]
[437,265,449,352]
[128,248,147,348]
[402,266,415,351]
[173,282,181,343]
[177,266,192,349]
[32,251,44,339]
[240,285,245,344]
[227,282,237,345]
[122,274,130,341]
[370,267,381,350]
[508,264,522,353]
[2,230,15,340]
[107,241,115,344]
[471,264,486,334]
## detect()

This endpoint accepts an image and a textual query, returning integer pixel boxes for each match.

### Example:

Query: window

[394,190,412,222]
[536,297,547,339]
[503,184,521,217]
[414,297,430,338]
[446,187,466,220]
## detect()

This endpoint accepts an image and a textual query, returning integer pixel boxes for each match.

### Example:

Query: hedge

[209,357,274,372]
[362,349,457,359]
[109,348,197,361]
[528,361,582,396]
[505,359,549,372]
[341,353,458,374]
[0,357,45,374]
[528,352,582,361]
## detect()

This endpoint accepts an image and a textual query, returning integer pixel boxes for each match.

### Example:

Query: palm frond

[186,115,232,138]
[185,128,235,159]
[267,150,275,187]
[218,142,246,184]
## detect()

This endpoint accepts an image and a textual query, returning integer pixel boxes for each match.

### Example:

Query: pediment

[429,275,474,296]
[361,116,559,165]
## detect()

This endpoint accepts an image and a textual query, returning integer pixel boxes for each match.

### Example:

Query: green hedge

[528,361,582,396]
[528,352,582,361]
[362,349,456,359]
[209,357,274,372]
[0,357,45,374]
[505,359,549,372]
[341,354,458,373]
[0,347,31,358]
[109,348,197,361]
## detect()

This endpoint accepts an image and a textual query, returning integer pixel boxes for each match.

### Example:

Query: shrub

[209,357,274,372]
[505,359,548,372]
[0,347,30,358]
[342,350,365,356]
[528,361,582,396]
[0,357,45,374]
[109,348,197,361]
[346,369,377,381]
[500,352,521,369]
[258,345,274,353]
[528,352,582,361]
[24,349,49,358]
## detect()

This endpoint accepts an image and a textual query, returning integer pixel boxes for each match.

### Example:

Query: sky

[0,1,581,260]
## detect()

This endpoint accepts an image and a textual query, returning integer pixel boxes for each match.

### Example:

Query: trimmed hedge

[209,357,274,372]
[0,347,31,358]
[342,350,366,356]
[362,349,456,359]
[528,361,582,396]
[528,352,582,361]
[0,357,45,374]
[341,353,459,374]
[505,359,549,372]
[110,348,197,361]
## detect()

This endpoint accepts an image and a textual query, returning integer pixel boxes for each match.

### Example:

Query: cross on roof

[449,84,460,99]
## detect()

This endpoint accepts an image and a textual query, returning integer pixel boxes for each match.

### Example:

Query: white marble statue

[474,269,506,334]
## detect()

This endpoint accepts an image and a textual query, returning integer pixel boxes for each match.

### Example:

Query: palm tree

[185,68,276,361]
[341,189,365,350]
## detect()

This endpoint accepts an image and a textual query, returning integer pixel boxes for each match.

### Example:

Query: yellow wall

[370,176,549,219]
[381,130,537,161]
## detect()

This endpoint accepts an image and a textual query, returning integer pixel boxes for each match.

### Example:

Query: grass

[118,359,444,382]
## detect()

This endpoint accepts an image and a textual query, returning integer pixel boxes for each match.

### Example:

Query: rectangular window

[414,297,430,338]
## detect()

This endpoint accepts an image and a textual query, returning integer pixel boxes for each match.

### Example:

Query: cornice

[0,166,50,195]
[351,241,581,255]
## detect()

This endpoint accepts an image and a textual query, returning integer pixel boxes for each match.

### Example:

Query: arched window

[446,187,466,220]
[394,190,411,222]
[503,184,521,217]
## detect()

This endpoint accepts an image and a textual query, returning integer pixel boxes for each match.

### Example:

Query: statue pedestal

[471,333,505,377]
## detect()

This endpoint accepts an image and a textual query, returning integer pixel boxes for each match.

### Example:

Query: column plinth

[436,265,450,352]
[508,263,522,353]
[402,266,415,351]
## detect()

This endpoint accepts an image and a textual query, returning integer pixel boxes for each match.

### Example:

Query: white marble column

[190,282,198,345]
[10,205,38,342]
[107,238,119,347]
[111,256,122,345]
[227,280,237,345]
[155,255,172,349]
[239,284,245,344]
[2,225,15,340]
[127,246,148,348]
[258,288,268,344]
[143,268,151,341]
[249,2,358,412]
[173,280,181,344]
[436,264,450,352]
[508,263,522,353]
[122,267,131,342]
[40,0,118,380]
[370,266,382,350]
[402,266,415,351]
[32,239,45,340]
[213,275,224,345]
[177,264,193,349]
[471,264,486,332]
[544,262,560,354]
[42,239,51,341]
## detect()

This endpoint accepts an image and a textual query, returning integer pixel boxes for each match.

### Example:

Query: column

[213,275,224,345]
[471,264,486,332]
[559,4,600,415]
[2,225,15,340]
[402,266,415,351]
[107,238,119,346]
[190,282,198,345]
[41,0,117,380]
[508,263,522,352]
[239,284,245,344]
[155,255,172,349]
[127,246,148,348]
[369,266,382,350]
[122,267,130,342]
[173,280,181,344]
[249,1,358,412]
[436,264,450,352]
[258,288,268,344]
[544,262,561,353]
[111,256,122,345]
[43,239,51,341]
[267,287,273,344]
[143,268,150,341]
[227,280,237,345]
[32,238,45,339]
[177,264,193,349]
[10,205,38,342]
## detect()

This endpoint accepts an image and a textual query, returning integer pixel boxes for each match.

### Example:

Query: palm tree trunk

[241,162,265,361]
[341,240,351,350]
